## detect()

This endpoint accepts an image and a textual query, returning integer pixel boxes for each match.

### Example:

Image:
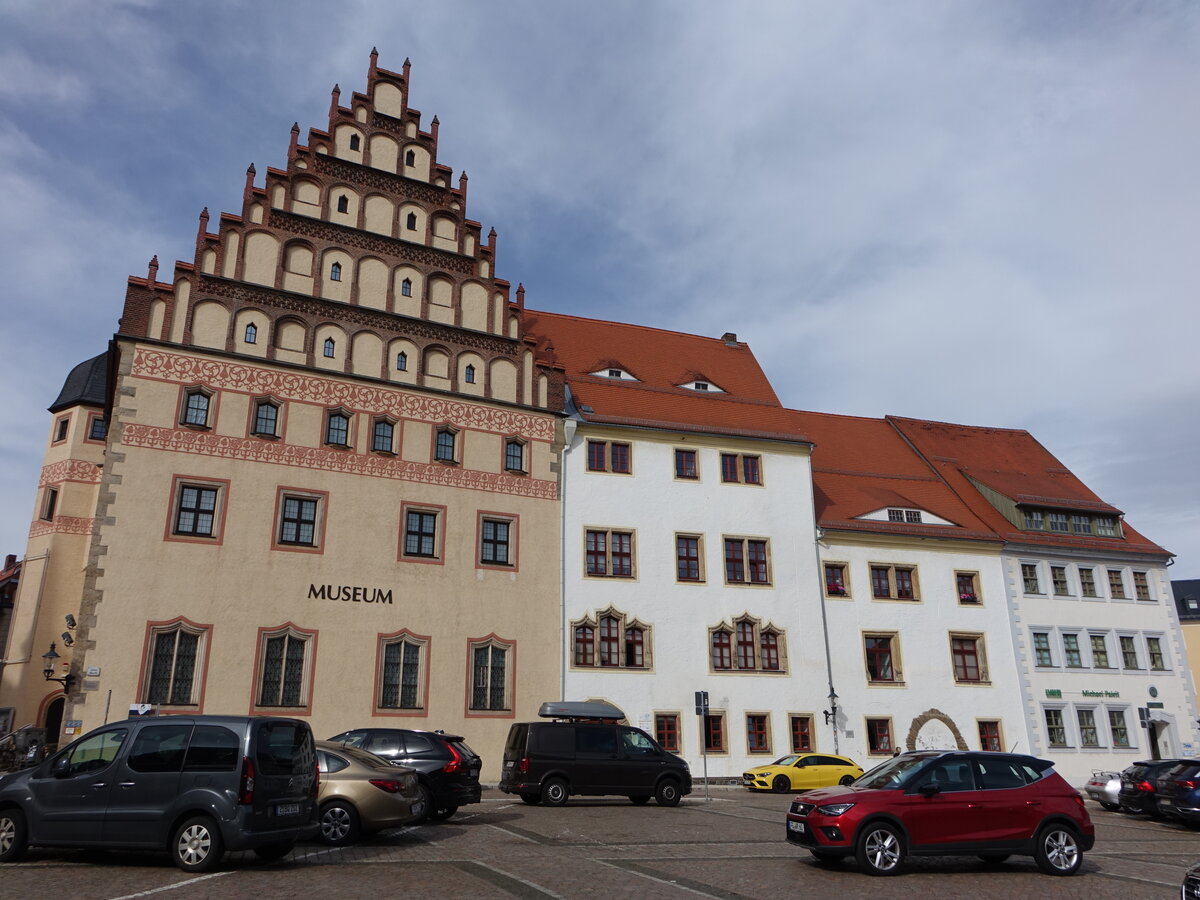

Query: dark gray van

[0,715,317,871]
[499,702,691,807]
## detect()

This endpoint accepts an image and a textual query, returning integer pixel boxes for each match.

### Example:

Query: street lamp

[823,690,839,726]
[41,642,75,692]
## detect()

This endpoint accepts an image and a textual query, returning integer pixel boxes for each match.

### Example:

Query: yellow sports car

[742,753,864,793]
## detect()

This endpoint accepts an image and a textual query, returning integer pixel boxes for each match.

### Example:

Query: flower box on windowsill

[959,593,978,603]
[827,587,847,597]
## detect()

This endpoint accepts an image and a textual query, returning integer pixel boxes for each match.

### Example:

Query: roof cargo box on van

[538,701,624,721]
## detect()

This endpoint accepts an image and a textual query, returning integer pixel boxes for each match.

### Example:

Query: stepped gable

[117,51,559,411]
[49,352,109,413]
[789,409,999,542]
[888,415,1170,556]
[525,310,809,442]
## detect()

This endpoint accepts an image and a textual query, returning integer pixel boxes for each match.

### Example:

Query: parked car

[784,750,1094,876]
[0,715,318,872]
[1155,759,1200,824]
[499,701,691,807]
[1182,859,1200,899]
[1084,769,1122,811]
[314,741,422,845]
[1119,759,1182,817]
[744,753,863,793]
[326,728,481,822]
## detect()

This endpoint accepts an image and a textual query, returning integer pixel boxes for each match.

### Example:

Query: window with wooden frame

[1079,567,1098,598]
[478,514,516,568]
[1146,636,1166,671]
[40,486,59,522]
[955,571,980,604]
[864,633,901,684]
[703,712,726,753]
[53,416,69,443]
[584,528,634,578]
[377,631,429,712]
[1044,708,1068,747]
[401,505,443,561]
[467,637,514,714]
[720,452,762,485]
[1051,566,1071,596]
[977,719,1002,751]
[87,414,108,442]
[1062,633,1083,668]
[324,408,351,448]
[434,427,458,463]
[1090,633,1111,668]
[586,439,631,474]
[1032,631,1054,667]
[655,713,680,753]
[169,477,226,541]
[790,715,814,753]
[1133,571,1152,601]
[869,564,918,600]
[274,489,326,551]
[1119,635,1141,669]
[372,417,396,454]
[504,438,526,474]
[1108,709,1131,748]
[709,617,786,673]
[570,609,651,670]
[1107,569,1127,599]
[1077,708,1100,747]
[181,387,213,428]
[675,534,704,583]
[950,633,988,683]
[866,718,893,754]
[142,619,209,708]
[746,713,771,754]
[1021,563,1042,594]
[254,625,315,711]
[724,536,770,585]
[674,448,698,480]
[824,563,849,597]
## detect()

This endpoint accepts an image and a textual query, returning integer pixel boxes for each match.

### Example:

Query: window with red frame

[725,538,770,584]
[742,455,761,484]
[585,529,633,577]
[720,453,739,483]
[825,564,847,596]
[865,635,895,682]
[704,714,725,752]
[867,718,892,754]
[956,571,979,603]
[573,624,594,666]
[747,715,769,753]
[599,616,620,666]
[736,621,756,669]
[587,440,631,473]
[711,630,732,670]
[791,715,813,753]
[674,448,698,479]
[760,631,780,670]
[978,720,1001,751]
[656,714,680,752]
[625,626,645,667]
[676,535,702,582]
[952,636,983,682]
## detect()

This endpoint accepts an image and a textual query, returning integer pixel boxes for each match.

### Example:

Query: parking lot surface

[1,788,1195,899]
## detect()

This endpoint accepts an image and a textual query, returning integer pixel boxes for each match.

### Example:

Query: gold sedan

[315,740,424,845]
[742,753,864,793]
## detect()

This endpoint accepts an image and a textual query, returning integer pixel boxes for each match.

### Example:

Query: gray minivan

[0,715,317,871]
[499,702,691,807]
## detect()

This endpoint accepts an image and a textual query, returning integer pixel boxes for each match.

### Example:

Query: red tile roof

[887,416,1169,557]
[525,311,809,442]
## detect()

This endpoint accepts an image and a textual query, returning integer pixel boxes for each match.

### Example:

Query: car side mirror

[51,756,71,778]
[918,783,940,798]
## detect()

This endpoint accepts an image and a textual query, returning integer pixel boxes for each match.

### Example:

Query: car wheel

[428,804,458,822]
[519,793,541,805]
[1099,802,1120,812]
[977,853,1010,865]
[416,783,436,823]
[1033,823,1082,876]
[253,840,295,861]
[0,808,29,863]
[542,778,569,807]
[171,815,224,873]
[856,822,905,876]
[772,775,791,793]
[630,795,651,805]
[839,775,855,786]
[655,779,682,807]
[319,801,361,845]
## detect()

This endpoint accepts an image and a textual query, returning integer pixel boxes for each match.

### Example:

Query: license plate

[276,803,301,816]
[788,820,806,834]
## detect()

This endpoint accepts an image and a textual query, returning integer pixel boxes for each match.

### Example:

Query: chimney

[4,554,15,571]
[721,332,738,346]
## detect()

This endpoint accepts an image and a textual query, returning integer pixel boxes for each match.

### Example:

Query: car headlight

[815,802,855,816]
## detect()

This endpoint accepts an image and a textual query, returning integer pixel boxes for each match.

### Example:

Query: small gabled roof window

[590,366,638,381]
[678,378,725,393]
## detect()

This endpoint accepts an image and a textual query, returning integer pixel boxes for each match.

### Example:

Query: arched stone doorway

[42,695,65,754]
[903,708,968,752]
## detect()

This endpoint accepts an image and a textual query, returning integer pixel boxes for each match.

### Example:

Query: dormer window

[244,323,257,344]
[887,508,922,524]
[336,195,349,213]
[679,378,725,392]
[694,382,709,391]
[329,262,342,281]
[401,278,413,297]
[590,366,637,381]
[396,351,408,371]
[608,369,621,378]
[323,338,336,358]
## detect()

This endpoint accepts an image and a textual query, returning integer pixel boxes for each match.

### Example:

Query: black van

[499,702,691,807]
[0,715,318,871]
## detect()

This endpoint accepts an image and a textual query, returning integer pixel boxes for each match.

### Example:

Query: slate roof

[524,311,809,443]
[49,351,109,413]
[1172,579,1200,622]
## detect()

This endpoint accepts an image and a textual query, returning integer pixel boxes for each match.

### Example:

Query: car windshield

[855,754,936,789]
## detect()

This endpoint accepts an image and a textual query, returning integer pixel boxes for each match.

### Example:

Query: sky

[1,0,1197,576]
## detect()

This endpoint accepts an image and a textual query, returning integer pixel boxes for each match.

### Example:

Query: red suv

[785,750,1094,876]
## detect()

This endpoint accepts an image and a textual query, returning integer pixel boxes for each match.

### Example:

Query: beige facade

[0,54,565,780]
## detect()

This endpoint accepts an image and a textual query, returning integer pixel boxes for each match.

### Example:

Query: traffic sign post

[695,691,710,801]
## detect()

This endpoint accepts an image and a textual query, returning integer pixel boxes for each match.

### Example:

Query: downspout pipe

[810,520,839,754]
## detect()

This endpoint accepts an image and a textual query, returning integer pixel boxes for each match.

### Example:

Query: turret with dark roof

[48,352,108,413]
